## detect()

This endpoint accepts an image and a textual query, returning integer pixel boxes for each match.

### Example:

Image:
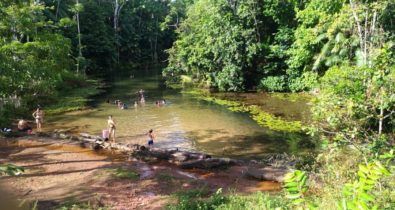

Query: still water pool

[48,75,314,159]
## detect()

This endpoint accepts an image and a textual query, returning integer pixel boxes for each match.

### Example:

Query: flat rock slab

[246,167,289,182]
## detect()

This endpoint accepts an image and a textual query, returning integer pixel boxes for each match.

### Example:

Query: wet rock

[59,133,69,139]
[180,158,238,169]
[246,166,289,182]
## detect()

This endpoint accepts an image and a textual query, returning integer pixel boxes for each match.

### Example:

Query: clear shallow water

[48,75,314,159]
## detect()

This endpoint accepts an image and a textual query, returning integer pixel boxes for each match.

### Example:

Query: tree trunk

[378,88,384,135]
[56,0,61,20]
[76,0,82,74]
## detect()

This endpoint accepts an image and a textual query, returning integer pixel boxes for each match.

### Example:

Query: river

[48,74,314,159]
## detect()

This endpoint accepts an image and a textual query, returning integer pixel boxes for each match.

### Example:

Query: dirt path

[0,137,281,210]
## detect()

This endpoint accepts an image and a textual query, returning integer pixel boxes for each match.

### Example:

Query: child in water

[147,129,155,146]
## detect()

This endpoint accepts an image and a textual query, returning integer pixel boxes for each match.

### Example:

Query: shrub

[258,76,286,92]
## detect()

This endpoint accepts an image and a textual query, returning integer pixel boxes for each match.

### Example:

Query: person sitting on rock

[17,119,32,132]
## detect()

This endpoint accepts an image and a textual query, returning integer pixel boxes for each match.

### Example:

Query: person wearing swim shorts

[147,129,155,146]
[32,108,44,132]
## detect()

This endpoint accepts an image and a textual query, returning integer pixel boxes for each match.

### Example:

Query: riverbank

[0,75,105,129]
[0,137,282,210]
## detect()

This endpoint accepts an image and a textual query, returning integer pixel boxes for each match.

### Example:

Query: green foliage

[283,170,309,206]
[311,45,395,145]
[0,164,24,176]
[258,76,286,92]
[340,161,391,210]
[169,188,291,210]
[165,0,298,91]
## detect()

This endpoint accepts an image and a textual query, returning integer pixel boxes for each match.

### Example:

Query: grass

[111,167,140,180]
[157,173,176,182]
[55,200,108,210]
[168,188,291,210]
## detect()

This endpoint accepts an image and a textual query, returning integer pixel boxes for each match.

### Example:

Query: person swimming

[147,129,155,146]
[156,99,166,106]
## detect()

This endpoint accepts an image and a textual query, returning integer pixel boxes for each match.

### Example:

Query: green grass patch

[111,167,140,180]
[157,173,176,182]
[55,200,108,210]
[168,188,291,210]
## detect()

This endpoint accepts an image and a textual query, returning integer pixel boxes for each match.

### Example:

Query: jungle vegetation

[0,0,394,209]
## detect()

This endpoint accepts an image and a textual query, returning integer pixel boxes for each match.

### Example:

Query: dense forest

[0,0,394,209]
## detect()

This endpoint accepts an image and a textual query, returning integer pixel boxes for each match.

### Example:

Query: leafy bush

[287,72,319,92]
[258,76,286,92]
[341,161,391,210]
[283,170,309,205]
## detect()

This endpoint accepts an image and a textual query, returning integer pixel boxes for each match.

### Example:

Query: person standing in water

[147,129,155,146]
[107,115,116,143]
[138,89,145,103]
[32,107,44,132]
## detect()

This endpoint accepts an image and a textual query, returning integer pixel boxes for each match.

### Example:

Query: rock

[69,136,79,141]
[59,133,69,139]
[180,158,238,169]
[171,152,189,162]
[246,166,289,182]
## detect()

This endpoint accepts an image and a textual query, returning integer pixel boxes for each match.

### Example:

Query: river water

[48,74,314,159]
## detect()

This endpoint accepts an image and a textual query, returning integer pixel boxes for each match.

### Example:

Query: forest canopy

[164,0,395,92]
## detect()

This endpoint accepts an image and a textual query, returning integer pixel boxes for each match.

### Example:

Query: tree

[70,0,85,74]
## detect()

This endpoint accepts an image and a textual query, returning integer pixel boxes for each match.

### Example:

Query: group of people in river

[107,89,167,110]
[5,89,159,148]
[104,89,158,146]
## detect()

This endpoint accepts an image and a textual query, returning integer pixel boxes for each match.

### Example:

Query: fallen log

[80,133,103,141]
